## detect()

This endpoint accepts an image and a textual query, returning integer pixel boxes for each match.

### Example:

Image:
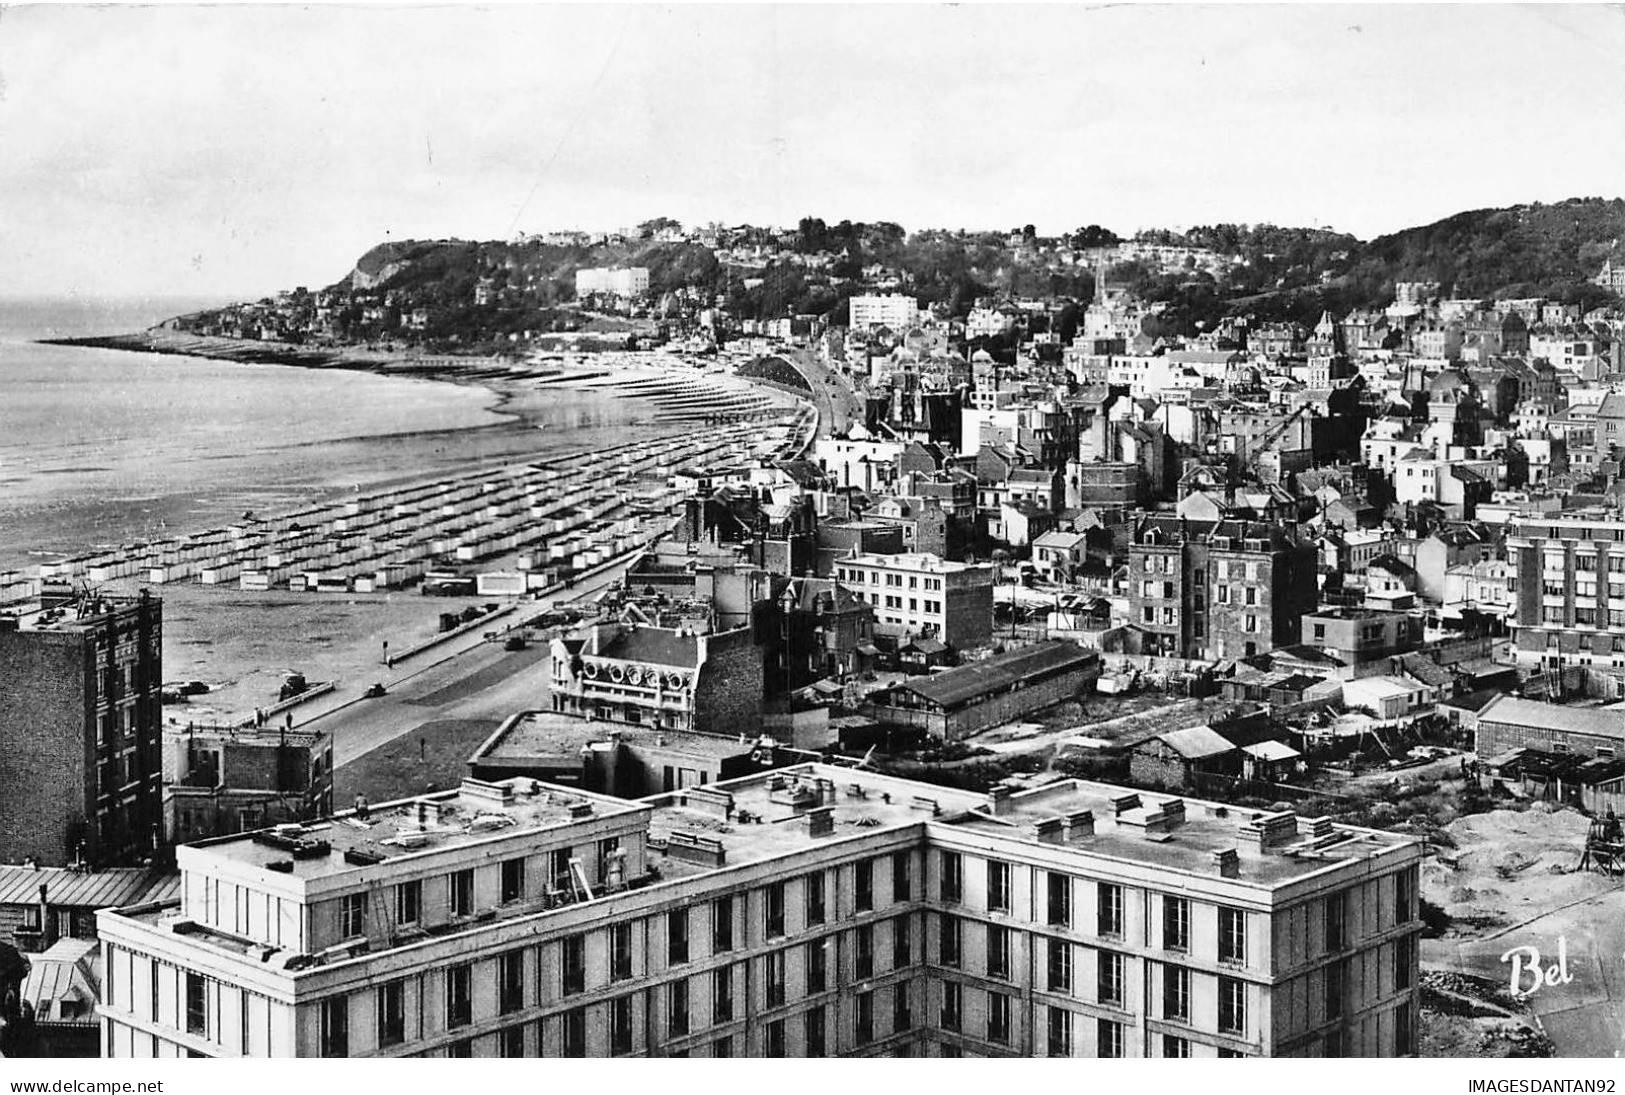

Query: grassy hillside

[1345,196,1625,301]
[322,198,1625,338]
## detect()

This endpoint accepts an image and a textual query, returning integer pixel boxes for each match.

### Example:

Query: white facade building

[848,294,919,333]
[575,267,651,298]
[97,767,1423,1059]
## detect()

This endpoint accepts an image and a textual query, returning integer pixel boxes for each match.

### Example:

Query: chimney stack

[1212,849,1240,879]
[1240,809,1300,853]
[1299,815,1335,840]
[1035,817,1067,844]
[1066,810,1096,838]
[987,783,1017,816]
[1111,793,1141,817]
[39,883,55,948]
[805,805,834,837]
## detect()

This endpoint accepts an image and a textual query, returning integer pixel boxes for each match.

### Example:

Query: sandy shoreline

[19,329,803,726]
[44,329,554,429]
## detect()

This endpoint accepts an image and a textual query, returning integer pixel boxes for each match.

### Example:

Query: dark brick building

[1127,517,1319,660]
[763,577,876,694]
[163,722,334,844]
[0,587,163,867]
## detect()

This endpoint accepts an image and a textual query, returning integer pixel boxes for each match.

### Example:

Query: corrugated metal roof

[1479,696,1625,742]
[889,641,1097,709]
[0,866,177,909]
[1156,725,1238,760]
[20,938,100,1027]
[1243,740,1301,762]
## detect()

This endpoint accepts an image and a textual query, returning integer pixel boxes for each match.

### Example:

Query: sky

[4,3,1625,299]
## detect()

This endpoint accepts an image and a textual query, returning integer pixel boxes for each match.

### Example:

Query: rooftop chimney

[1066,809,1096,838]
[1212,848,1240,879]
[1299,815,1335,840]
[805,804,835,837]
[988,783,1017,816]
[1035,817,1067,844]
[1239,809,1300,853]
[1111,793,1141,817]
[687,788,734,820]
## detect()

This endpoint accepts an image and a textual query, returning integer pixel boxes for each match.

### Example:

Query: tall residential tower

[0,586,164,867]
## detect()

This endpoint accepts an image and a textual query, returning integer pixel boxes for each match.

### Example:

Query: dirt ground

[1421,801,1625,1058]
[337,717,505,805]
[973,693,1231,754]
[1424,804,1605,936]
[148,582,496,725]
[1421,970,1554,1057]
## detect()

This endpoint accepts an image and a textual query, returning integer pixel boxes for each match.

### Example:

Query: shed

[1127,725,1240,790]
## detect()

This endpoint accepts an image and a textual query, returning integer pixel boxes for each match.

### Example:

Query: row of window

[835,568,944,593]
[943,853,1251,962]
[341,990,877,1058]
[865,592,943,614]
[338,841,622,937]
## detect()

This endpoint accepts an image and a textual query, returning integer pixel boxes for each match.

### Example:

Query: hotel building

[97,765,1421,1059]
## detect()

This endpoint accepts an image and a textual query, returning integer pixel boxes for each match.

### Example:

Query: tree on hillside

[637,217,683,239]
[796,216,829,253]
[1070,225,1121,249]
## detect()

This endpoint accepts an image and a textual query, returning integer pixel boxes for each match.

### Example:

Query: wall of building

[1474,720,1621,761]
[0,629,90,866]
[869,660,1099,742]
[99,772,1421,1061]
[694,630,766,735]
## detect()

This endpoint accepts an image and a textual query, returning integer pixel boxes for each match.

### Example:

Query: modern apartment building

[1506,512,1625,669]
[0,587,164,867]
[97,766,1422,1059]
[832,552,995,648]
[848,294,919,333]
[573,267,650,298]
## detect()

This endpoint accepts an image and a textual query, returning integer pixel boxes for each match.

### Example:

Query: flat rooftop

[945,779,1412,887]
[841,551,989,572]
[186,778,645,882]
[0,592,157,634]
[469,711,599,764]
[470,713,754,768]
[1305,606,1407,621]
[644,765,986,880]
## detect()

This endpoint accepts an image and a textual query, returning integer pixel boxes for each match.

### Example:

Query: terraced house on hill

[95,766,1422,1059]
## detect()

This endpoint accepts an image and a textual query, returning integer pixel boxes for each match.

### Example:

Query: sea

[0,296,660,572]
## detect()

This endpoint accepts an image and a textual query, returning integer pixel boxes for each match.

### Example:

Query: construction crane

[1234,403,1312,471]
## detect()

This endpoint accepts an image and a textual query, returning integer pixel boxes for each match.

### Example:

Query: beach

[4,303,807,725]
[0,328,684,571]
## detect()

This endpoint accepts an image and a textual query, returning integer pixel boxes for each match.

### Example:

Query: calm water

[0,297,656,570]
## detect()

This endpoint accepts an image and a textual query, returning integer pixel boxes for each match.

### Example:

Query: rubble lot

[976,693,1231,750]
[1424,803,1607,936]
[1421,971,1554,1058]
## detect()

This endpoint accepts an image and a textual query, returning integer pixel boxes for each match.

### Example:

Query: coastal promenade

[284,534,655,743]
[785,345,864,437]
